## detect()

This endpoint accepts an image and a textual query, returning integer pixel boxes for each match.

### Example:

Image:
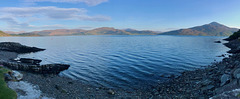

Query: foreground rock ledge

[0,60,70,74]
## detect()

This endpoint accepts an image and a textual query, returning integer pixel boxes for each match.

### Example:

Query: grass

[0,67,17,99]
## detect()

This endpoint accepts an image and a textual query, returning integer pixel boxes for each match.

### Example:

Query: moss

[0,67,17,99]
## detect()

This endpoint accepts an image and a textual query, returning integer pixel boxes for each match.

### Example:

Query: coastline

[1,38,240,98]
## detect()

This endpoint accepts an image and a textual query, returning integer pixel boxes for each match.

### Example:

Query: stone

[201,79,212,86]
[4,73,13,81]
[220,74,231,86]
[214,41,221,43]
[0,60,70,74]
[108,89,115,95]
[233,68,240,79]
[12,70,23,81]
[201,85,215,91]
[19,58,42,65]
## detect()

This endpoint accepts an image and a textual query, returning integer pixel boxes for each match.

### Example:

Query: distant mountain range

[160,22,238,36]
[1,22,239,37]
[8,27,158,36]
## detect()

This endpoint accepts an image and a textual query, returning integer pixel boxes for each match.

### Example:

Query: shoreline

[1,39,240,98]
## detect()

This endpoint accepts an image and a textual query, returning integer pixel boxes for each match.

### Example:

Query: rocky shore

[151,38,240,98]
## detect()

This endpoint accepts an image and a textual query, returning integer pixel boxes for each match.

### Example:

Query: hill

[16,27,157,36]
[0,31,11,36]
[160,22,238,36]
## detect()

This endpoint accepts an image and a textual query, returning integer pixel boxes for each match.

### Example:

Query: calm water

[0,35,229,90]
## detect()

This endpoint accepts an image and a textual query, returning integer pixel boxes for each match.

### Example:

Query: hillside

[0,31,11,36]
[16,27,157,36]
[160,22,238,36]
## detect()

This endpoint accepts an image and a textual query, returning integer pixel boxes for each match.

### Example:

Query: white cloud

[24,0,108,6]
[0,16,65,31]
[0,6,111,31]
[0,7,111,21]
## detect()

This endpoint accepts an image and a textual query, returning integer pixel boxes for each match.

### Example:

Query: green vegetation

[225,29,240,41]
[0,67,17,99]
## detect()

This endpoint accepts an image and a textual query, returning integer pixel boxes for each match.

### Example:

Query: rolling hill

[160,22,238,36]
[16,27,158,36]
[0,31,11,36]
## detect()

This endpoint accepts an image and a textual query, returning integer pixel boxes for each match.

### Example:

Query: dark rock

[214,41,221,43]
[233,68,240,79]
[0,60,70,74]
[201,79,212,86]
[19,58,42,65]
[108,89,115,95]
[201,85,215,91]
[4,73,13,81]
[0,42,45,53]
[220,74,231,86]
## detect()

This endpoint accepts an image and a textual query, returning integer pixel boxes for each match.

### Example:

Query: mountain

[17,27,157,36]
[4,31,26,34]
[124,28,159,35]
[84,27,130,35]
[0,31,11,36]
[160,22,239,36]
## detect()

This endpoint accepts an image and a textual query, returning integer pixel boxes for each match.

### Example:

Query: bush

[225,29,240,41]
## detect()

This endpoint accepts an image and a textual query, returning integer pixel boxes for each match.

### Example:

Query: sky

[0,0,239,32]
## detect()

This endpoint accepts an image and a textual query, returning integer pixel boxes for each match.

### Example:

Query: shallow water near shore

[0,35,229,90]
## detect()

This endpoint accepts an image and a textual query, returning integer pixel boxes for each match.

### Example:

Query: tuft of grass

[0,67,17,99]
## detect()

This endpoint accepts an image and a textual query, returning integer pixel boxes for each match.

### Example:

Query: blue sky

[0,0,239,32]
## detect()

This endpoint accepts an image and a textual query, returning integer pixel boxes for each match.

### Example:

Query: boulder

[107,89,115,95]
[214,41,221,43]
[201,79,212,86]
[12,70,23,81]
[201,85,215,91]
[233,68,240,79]
[4,73,13,81]
[221,74,231,86]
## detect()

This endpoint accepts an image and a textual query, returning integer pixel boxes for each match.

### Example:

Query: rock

[221,74,231,86]
[201,79,212,86]
[0,60,70,74]
[201,85,215,91]
[214,41,221,43]
[19,58,42,65]
[233,68,240,79]
[0,42,45,54]
[12,70,23,81]
[4,73,13,81]
[107,89,115,95]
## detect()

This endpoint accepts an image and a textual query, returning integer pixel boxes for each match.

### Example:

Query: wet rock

[19,58,42,65]
[0,42,45,54]
[221,74,231,86]
[4,73,13,81]
[12,70,23,81]
[201,85,215,91]
[108,89,115,95]
[0,60,70,74]
[201,79,212,86]
[233,68,240,79]
[214,41,221,43]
